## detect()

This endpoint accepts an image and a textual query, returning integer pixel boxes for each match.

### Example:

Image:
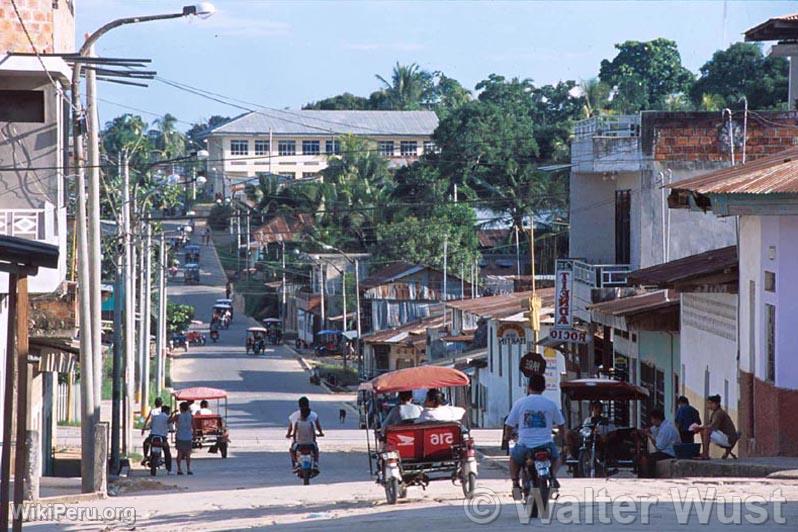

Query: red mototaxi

[359,366,478,504]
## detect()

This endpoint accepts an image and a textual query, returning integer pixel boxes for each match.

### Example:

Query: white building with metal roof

[204,109,439,196]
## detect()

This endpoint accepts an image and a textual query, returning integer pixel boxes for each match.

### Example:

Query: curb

[33,491,107,504]
[287,345,360,417]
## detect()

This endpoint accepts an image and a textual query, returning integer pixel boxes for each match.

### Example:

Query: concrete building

[0,0,74,494]
[669,148,798,456]
[205,110,438,196]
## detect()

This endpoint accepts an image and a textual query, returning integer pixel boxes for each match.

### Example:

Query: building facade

[205,110,438,196]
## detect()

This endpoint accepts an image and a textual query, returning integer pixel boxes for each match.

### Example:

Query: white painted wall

[680,292,738,419]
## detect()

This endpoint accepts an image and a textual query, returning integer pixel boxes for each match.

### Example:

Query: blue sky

[77,0,795,130]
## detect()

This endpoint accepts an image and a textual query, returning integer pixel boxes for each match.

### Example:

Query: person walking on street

[203,226,211,246]
[172,401,194,475]
[225,280,233,300]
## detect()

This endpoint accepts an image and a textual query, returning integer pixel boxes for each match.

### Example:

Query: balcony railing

[572,260,632,322]
[0,209,44,240]
[574,115,640,140]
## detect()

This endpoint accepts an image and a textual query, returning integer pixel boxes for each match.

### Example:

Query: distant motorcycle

[210,329,220,343]
[145,435,167,477]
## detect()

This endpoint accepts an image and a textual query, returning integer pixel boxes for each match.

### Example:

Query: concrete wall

[568,171,616,263]
[680,293,738,427]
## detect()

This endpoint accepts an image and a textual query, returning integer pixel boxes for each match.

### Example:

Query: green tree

[101,114,152,167]
[152,113,186,159]
[167,302,195,333]
[375,62,434,110]
[303,92,371,110]
[374,204,480,274]
[599,38,694,111]
[579,78,611,118]
[690,42,788,110]
[186,115,230,149]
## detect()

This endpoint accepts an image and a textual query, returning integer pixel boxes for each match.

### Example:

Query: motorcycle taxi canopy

[359,366,469,394]
[560,378,649,401]
[173,386,228,401]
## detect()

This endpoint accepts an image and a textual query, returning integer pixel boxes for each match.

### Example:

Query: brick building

[0,0,74,54]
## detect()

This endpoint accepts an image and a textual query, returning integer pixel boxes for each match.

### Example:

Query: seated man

[565,400,616,460]
[418,389,465,423]
[382,391,422,430]
[675,396,701,443]
[198,400,213,415]
[695,394,738,459]
[640,408,680,477]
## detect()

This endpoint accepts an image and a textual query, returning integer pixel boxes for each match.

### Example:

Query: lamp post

[71,4,214,493]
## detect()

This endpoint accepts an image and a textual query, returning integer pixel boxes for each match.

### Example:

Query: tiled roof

[589,289,678,316]
[209,110,439,136]
[745,13,798,41]
[252,213,314,243]
[669,147,798,194]
[628,246,737,287]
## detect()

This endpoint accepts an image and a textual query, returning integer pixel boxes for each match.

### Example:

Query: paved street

[22,229,798,531]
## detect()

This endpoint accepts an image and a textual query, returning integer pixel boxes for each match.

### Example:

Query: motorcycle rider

[504,374,565,497]
[286,397,324,468]
[142,404,172,473]
[140,397,163,465]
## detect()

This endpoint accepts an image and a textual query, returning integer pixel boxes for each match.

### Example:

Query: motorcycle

[576,423,605,478]
[146,435,166,477]
[294,444,320,485]
[518,446,557,518]
[187,331,207,346]
[210,329,220,343]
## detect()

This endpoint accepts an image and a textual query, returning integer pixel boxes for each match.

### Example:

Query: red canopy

[560,379,648,401]
[173,386,228,401]
[360,366,469,394]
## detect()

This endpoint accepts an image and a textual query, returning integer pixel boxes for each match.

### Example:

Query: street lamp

[69,3,216,499]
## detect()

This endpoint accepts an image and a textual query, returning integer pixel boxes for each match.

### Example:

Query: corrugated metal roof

[446,289,555,320]
[477,229,510,248]
[628,246,737,287]
[209,110,439,136]
[589,289,678,316]
[668,147,798,194]
[363,313,445,344]
[360,261,423,290]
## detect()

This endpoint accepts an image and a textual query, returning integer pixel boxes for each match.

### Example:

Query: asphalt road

[26,227,798,531]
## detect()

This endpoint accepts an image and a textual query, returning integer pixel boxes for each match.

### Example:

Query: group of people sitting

[564,393,739,477]
[380,388,466,431]
[141,397,217,475]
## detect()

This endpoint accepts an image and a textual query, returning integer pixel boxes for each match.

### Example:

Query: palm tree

[375,62,431,110]
[153,113,186,159]
[580,78,611,118]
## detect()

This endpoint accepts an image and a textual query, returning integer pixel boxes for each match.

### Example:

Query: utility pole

[355,259,362,374]
[155,232,166,394]
[319,264,326,328]
[528,225,541,349]
[0,273,17,531]
[281,240,286,318]
[12,276,29,532]
[245,209,251,279]
[141,224,152,416]
[235,207,241,274]
[123,152,134,454]
[70,43,96,497]
[514,226,521,278]
[443,236,448,329]
[137,225,146,406]
[86,46,103,420]
[111,237,123,473]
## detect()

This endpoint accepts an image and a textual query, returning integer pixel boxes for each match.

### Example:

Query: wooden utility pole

[528,226,541,348]
[12,275,30,532]
[0,273,18,531]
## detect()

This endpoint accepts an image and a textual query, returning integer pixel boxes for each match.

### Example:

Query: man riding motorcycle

[504,374,565,498]
[286,397,324,468]
[141,403,172,473]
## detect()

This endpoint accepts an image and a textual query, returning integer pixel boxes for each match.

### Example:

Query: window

[302,172,317,179]
[278,140,296,156]
[230,140,248,156]
[423,140,436,154]
[302,140,320,156]
[400,141,418,156]
[765,271,776,292]
[325,140,340,155]
[615,189,631,264]
[254,140,269,156]
[278,172,295,180]
[378,141,394,157]
[0,90,44,122]
[766,304,776,382]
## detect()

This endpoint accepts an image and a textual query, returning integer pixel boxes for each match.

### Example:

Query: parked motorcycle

[518,446,557,518]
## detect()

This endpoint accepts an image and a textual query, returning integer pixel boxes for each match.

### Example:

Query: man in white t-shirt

[504,374,565,493]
